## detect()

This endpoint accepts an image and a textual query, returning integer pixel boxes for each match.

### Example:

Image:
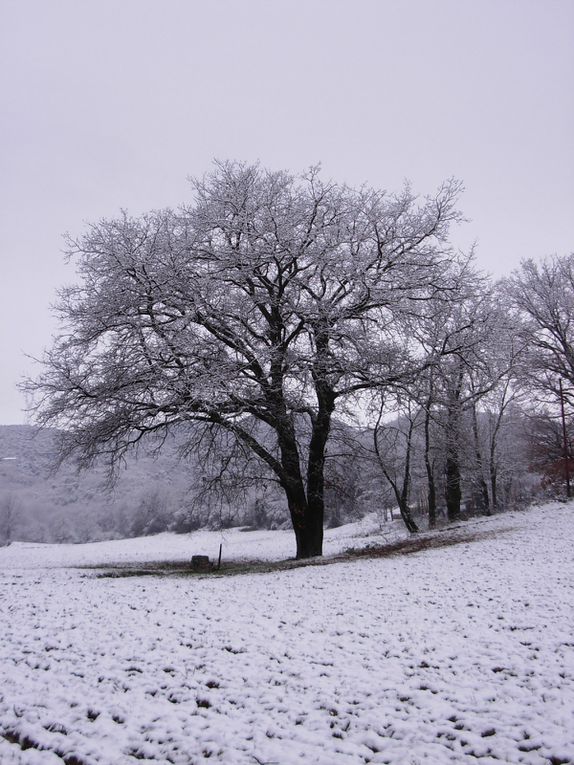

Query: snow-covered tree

[26,162,465,558]
[411,273,508,521]
[505,254,574,498]
[506,253,574,404]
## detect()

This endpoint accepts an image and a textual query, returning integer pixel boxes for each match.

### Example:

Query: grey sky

[1,0,573,424]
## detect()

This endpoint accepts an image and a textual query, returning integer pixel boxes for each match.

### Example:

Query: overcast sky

[1,0,573,425]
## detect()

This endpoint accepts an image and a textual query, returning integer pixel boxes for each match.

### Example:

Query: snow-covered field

[0,505,572,765]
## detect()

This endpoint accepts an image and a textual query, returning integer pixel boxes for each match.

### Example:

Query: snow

[0,513,387,571]
[0,504,573,765]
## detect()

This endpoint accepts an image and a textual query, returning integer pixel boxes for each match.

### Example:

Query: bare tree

[25,162,464,558]
[506,254,574,404]
[504,254,574,498]
[373,397,421,533]
[525,408,574,495]
[413,274,505,520]
[484,391,523,510]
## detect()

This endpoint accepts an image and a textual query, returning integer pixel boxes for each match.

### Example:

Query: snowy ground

[0,505,573,765]
[0,513,388,571]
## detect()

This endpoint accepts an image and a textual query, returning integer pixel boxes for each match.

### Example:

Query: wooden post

[217,543,222,570]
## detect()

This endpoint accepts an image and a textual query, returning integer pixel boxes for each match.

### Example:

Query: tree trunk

[275,412,317,558]
[490,461,498,511]
[290,327,336,559]
[289,497,324,558]
[398,500,419,534]
[276,398,333,559]
[399,417,419,533]
[425,463,437,529]
[445,453,462,520]
[471,402,490,513]
[284,475,325,559]
[489,422,501,511]
[302,381,335,558]
[424,398,437,528]
[445,370,463,521]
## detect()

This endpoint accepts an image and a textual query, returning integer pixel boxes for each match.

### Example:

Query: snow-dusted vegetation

[1,503,572,764]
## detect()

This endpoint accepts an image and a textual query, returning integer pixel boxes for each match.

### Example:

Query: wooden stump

[191,555,211,572]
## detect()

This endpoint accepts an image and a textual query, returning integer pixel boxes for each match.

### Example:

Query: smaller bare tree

[373,398,422,533]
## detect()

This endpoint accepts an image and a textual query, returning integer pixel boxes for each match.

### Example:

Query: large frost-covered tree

[27,162,465,558]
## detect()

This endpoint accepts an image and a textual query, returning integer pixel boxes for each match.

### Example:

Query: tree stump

[191,555,211,572]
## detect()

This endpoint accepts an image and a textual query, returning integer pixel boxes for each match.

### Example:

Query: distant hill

[0,425,221,543]
[0,422,378,544]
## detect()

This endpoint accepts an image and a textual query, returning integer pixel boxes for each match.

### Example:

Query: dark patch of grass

[85,556,335,580]
[95,569,164,578]
[345,527,511,559]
